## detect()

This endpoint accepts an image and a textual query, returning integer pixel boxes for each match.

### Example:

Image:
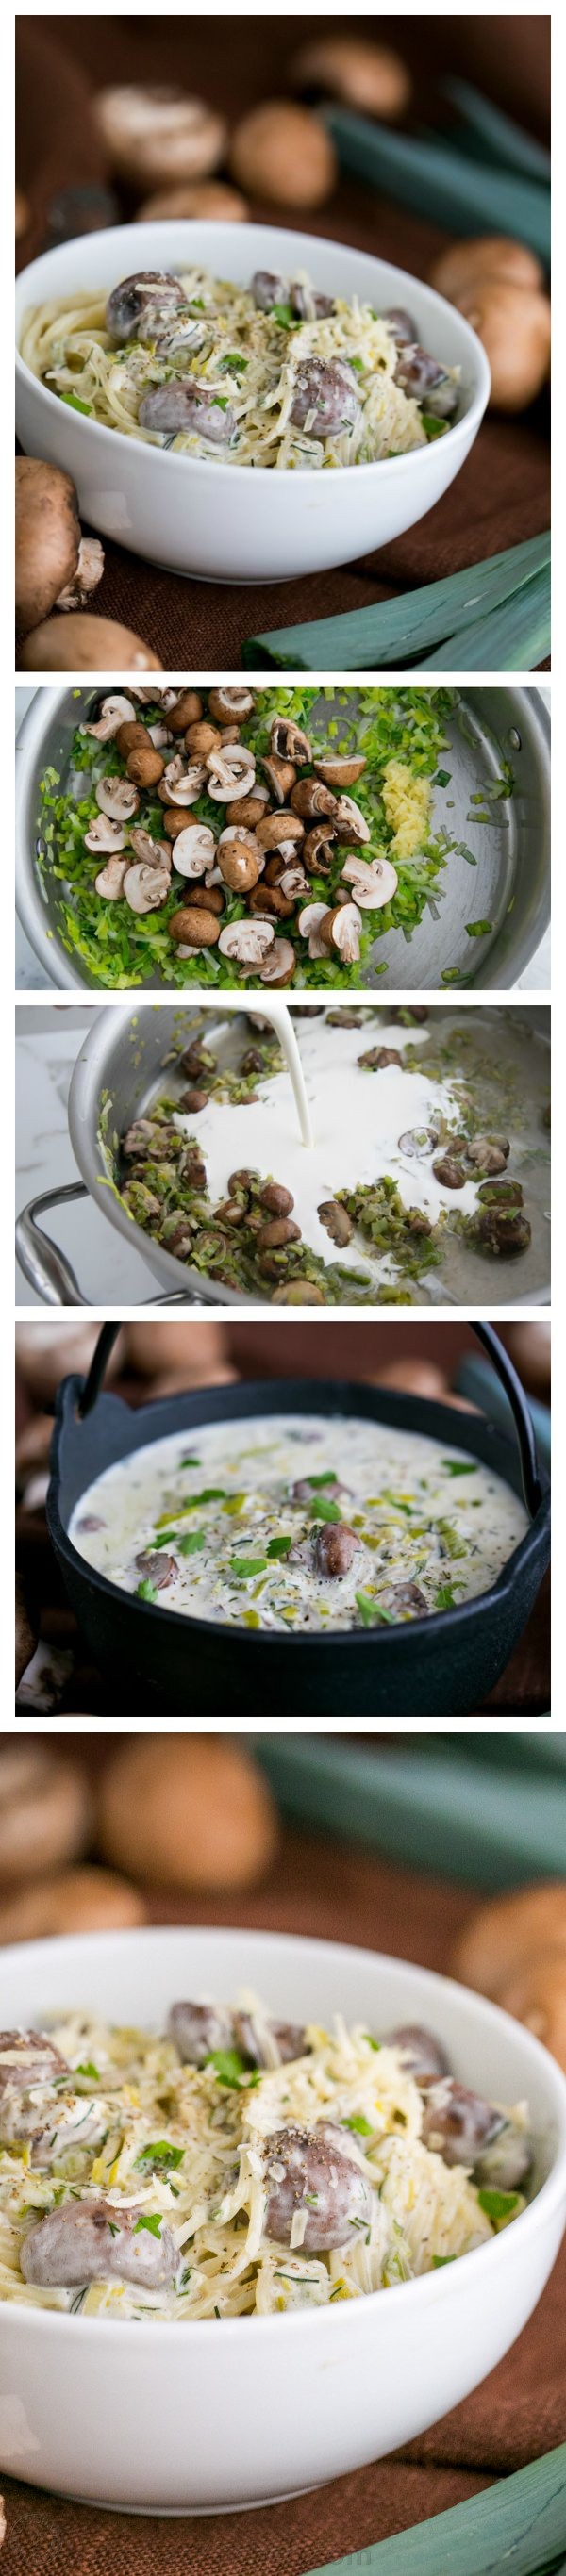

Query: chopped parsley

[133,2212,163,2238]
[206,2047,259,2089]
[477,2187,520,2221]
[75,2060,98,2081]
[134,2141,184,2176]
[341,2114,373,2137]
[229,1555,269,1578]
[136,1579,158,1603]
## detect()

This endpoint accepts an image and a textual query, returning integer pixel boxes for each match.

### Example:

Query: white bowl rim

[15,218,491,489]
[2,1922,565,2343]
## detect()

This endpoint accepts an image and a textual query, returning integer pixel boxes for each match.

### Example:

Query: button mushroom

[115,720,153,758]
[257,811,305,852]
[21,2197,178,2289]
[0,2029,68,2096]
[432,1156,466,1189]
[15,459,105,637]
[208,689,255,722]
[169,906,221,949]
[169,2001,233,2063]
[106,270,187,344]
[234,2014,309,2068]
[398,1127,439,1158]
[341,853,398,907]
[395,345,458,416]
[290,357,360,438]
[126,743,165,789]
[258,939,296,986]
[21,620,162,675]
[123,863,171,914]
[161,754,207,807]
[218,836,260,893]
[165,691,204,734]
[172,824,216,879]
[315,1524,359,1577]
[260,753,297,805]
[314,754,367,788]
[278,864,309,901]
[94,857,129,900]
[320,904,362,965]
[251,269,289,310]
[303,826,336,875]
[298,901,333,959]
[377,1581,428,1617]
[84,813,128,856]
[475,1210,531,1257]
[421,2081,505,2170]
[263,2123,372,2251]
[139,383,237,441]
[383,306,419,345]
[270,718,312,764]
[272,1280,325,1304]
[218,920,275,971]
[465,1137,509,1174]
[184,720,221,760]
[206,747,257,802]
[318,1199,353,1247]
[81,695,137,742]
[128,828,172,870]
[229,101,337,210]
[333,797,372,846]
[257,1215,301,1252]
[135,1548,176,1588]
[95,776,140,824]
[291,779,338,823]
[358,1046,403,1069]
[385,2026,450,2085]
[95,87,226,190]
[228,789,270,828]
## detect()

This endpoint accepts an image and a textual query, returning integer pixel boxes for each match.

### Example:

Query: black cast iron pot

[46,1366,550,1718]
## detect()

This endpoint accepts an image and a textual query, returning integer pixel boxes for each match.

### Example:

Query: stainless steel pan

[15,685,550,991]
[15,1002,551,1308]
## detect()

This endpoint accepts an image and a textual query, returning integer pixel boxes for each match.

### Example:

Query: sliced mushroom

[320,903,362,965]
[81,694,137,743]
[291,779,337,823]
[95,776,140,824]
[297,901,329,959]
[57,537,106,614]
[172,823,216,879]
[84,814,128,855]
[270,717,312,764]
[341,853,398,908]
[259,939,296,986]
[303,825,336,875]
[290,357,360,438]
[206,747,257,802]
[208,688,255,721]
[128,827,172,869]
[94,857,129,900]
[318,1199,353,1246]
[169,906,221,949]
[291,281,336,321]
[278,864,309,900]
[333,797,371,846]
[123,863,171,915]
[257,810,305,851]
[106,270,186,344]
[465,1137,509,1175]
[358,1046,403,1069]
[314,754,367,788]
[160,753,207,807]
[218,919,275,970]
[398,1127,439,1158]
[260,753,296,804]
[139,382,237,441]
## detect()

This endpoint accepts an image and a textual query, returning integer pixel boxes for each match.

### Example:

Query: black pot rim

[47,1373,550,1656]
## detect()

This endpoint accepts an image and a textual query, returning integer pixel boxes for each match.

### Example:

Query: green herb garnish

[136,1579,158,1603]
[267,1536,292,1559]
[206,2048,258,2089]
[441,1460,478,1476]
[133,2212,163,2238]
[135,2141,184,2176]
[229,1556,269,1578]
[341,2114,373,2136]
[477,2187,520,2221]
[75,2061,99,2081]
[60,391,92,415]
[177,1529,206,1554]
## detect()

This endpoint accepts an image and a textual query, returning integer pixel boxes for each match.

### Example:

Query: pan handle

[16,1187,197,1314]
[16,1183,90,1305]
[473,1322,543,1516]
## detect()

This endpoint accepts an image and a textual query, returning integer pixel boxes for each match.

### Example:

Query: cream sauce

[70,1412,527,1635]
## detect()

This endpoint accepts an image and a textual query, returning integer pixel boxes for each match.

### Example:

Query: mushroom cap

[430,235,545,305]
[218,838,260,893]
[452,278,551,411]
[453,1884,566,2004]
[291,36,411,121]
[20,618,162,673]
[136,180,248,223]
[314,754,367,788]
[169,905,221,948]
[82,695,137,742]
[257,811,305,851]
[208,688,255,720]
[259,939,296,985]
[16,458,81,635]
[94,86,226,188]
[228,100,337,209]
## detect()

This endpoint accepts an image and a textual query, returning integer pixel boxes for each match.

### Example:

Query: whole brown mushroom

[98,1734,278,1891]
[291,35,411,121]
[430,235,545,304]
[137,180,247,223]
[16,459,104,636]
[20,616,162,673]
[169,906,221,948]
[229,101,337,209]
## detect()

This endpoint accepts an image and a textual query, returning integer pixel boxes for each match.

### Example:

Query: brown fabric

[16,20,550,672]
[1,1826,563,2570]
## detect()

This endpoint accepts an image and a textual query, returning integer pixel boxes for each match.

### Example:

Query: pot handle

[16,1188,196,1315]
[474,1322,543,1517]
[16,1182,90,1305]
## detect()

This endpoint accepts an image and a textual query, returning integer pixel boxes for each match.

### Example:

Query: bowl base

[69,2480,322,2515]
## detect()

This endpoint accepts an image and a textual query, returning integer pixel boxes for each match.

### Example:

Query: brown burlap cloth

[2,1829,563,2571]
[16,21,550,672]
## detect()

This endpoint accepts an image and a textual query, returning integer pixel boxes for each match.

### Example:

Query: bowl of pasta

[0,1923,564,2512]
[15,221,490,584]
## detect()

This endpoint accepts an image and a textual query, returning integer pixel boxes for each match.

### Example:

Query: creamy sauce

[173,1016,478,1276]
[70,1413,528,1635]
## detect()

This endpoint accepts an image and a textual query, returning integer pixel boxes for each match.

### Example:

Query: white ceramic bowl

[1,1924,564,2517]
[15,221,490,586]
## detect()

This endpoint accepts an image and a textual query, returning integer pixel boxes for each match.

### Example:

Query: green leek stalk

[242,535,550,672]
[325,107,550,262]
[306,2442,566,2576]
